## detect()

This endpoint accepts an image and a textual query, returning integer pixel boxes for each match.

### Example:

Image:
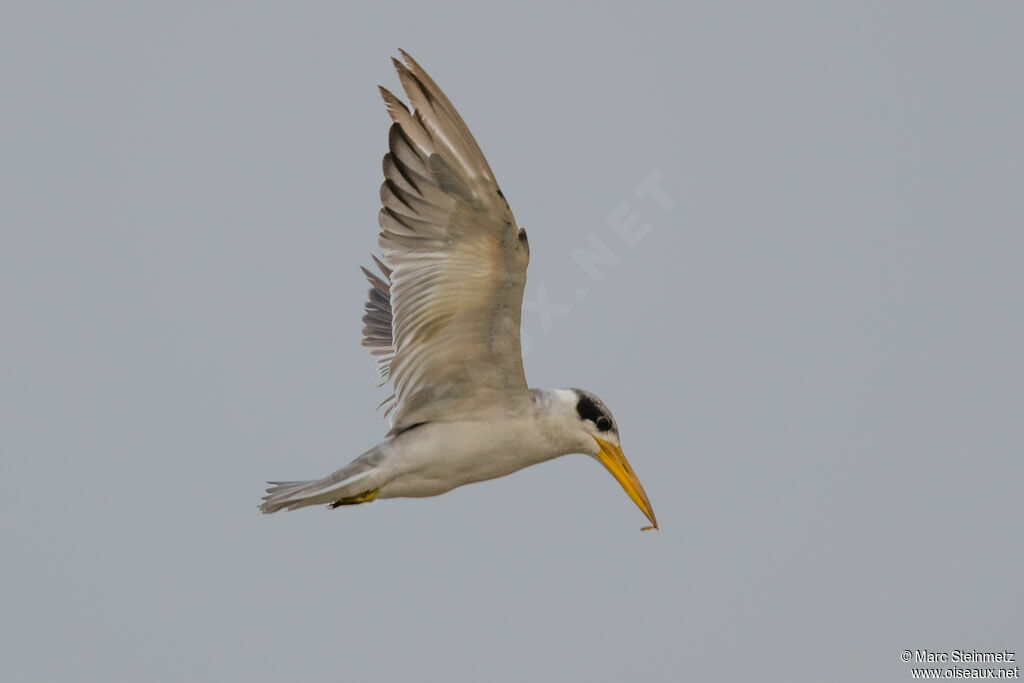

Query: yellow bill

[594,437,658,531]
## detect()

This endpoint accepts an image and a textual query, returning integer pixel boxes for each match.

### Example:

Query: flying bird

[259,51,657,530]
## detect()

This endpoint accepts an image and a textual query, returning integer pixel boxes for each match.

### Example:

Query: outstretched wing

[361,51,531,434]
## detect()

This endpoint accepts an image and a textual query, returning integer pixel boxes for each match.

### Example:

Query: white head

[534,388,658,530]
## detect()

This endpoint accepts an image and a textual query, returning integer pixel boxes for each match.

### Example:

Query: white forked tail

[259,449,384,513]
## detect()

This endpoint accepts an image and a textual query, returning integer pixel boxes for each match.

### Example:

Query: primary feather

[367,51,531,435]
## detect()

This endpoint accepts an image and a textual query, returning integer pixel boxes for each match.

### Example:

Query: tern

[259,52,657,530]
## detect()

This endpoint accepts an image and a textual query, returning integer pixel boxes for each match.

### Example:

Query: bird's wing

[359,255,397,414]
[364,51,531,434]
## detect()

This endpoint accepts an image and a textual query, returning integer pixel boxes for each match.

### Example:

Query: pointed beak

[593,437,658,530]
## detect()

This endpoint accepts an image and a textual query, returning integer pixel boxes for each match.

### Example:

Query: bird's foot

[328,489,380,508]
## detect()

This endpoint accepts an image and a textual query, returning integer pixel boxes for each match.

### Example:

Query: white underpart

[259,390,602,511]
[378,400,592,498]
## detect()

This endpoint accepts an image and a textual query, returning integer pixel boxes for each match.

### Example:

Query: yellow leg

[329,488,380,508]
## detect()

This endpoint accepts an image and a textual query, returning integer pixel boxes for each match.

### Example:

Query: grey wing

[359,255,396,415]
[361,51,531,434]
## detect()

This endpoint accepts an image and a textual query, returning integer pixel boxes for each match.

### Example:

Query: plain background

[2,2,1022,681]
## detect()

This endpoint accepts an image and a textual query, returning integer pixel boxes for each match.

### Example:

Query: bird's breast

[377,417,559,498]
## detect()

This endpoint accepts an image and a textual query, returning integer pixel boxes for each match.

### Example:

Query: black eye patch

[576,394,603,424]
[576,393,613,431]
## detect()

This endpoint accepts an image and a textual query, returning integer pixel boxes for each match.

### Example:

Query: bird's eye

[596,416,612,431]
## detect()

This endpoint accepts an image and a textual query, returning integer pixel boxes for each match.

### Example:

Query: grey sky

[2,2,1022,682]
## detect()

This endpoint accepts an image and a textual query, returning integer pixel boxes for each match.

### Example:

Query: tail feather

[259,480,320,513]
[259,450,385,514]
